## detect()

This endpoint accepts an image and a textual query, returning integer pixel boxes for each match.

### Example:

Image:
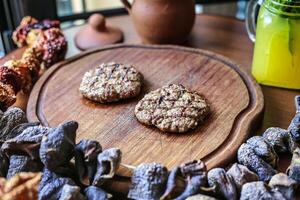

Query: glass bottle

[247,0,300,89]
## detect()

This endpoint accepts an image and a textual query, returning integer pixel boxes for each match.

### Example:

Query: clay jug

[120,0,195,44]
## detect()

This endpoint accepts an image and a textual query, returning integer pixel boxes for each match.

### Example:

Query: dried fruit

[160,166,182,200]
[180,160,207,178]
[12,16,60,47]
[38,168,76,200]
[0,66,22,93]
[84,186,108,200]
[1,172,41,200]
[93,148,121,186]
[162,160,207,200]
[75,140,102,185]
[12,16,38,47]
[0,151,9,178]
[269,173,297,200]
[262,127,291,154]
[288,96,300,143]
[207,168,237,200]
[58,184,85,200]
[2,125,50,159]
[246,136,278,167]
[175,176,207,200]
[237,143,277,182]
[4,60,33,93]
[33,28,67,68]
[287,147,300,184]
[186,194,219,200]
[75,140,102,162]
[226,163,259,192]
[0,107,27,140]
[0,83,16,111]
[39,121,78,171]
[6,122,40,141]
[240,181,286,200]
[21,47,42,82]
[128,163,168,200]
[0,177,6,195]
[6,155,43,179]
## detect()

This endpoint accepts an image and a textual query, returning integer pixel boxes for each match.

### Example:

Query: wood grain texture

[27,44,264,170]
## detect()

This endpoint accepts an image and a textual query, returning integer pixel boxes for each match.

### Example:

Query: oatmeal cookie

[79,62,143,103]
[135,84,210,133]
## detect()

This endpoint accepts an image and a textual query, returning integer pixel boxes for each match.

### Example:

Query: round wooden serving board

[27,44,264,170]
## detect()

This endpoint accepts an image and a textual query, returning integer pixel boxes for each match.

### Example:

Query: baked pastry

[79,62,143,103]
[135,84,210,133]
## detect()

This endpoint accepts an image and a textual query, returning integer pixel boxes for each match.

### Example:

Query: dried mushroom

[75,140,102,185]
[0,107,27,140]
[240,181,286,200]
[1,172,41,200]
[207,168,237,200]
[237,143,277,181]
[2,125,51,159]
[128,163,168,200]
[38,168,76,200]
[287,147,300,184]
[59,184,86,200]
[246,136,278,167]
[93,148,121,186]
[262,127,292,154]
[39,121,78,171]
[226,163,259,192]
[269,173,297,200]
[84,186,108,200]
[186,194,219,200]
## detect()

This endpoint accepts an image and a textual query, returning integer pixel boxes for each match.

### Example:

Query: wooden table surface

[1,13,300,195]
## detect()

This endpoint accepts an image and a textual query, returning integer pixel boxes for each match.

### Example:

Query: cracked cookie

[79,62,143,103]
[135,84,210,133]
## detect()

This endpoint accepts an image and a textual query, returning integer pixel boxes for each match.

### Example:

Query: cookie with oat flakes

[79,62,143,103]
[135,84,210,133]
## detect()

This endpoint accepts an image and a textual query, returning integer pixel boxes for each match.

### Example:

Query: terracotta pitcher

[120,0,195,44]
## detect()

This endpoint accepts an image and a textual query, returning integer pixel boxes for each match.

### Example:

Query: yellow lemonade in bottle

[252,0,300,89]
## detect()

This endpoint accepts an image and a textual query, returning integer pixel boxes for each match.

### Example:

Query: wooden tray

[27,44,264,170]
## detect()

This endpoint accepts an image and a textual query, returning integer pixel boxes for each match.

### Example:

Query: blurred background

[0,0,248,57]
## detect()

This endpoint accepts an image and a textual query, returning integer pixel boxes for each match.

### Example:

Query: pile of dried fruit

[0,96,300,200]
[0,16,67,111]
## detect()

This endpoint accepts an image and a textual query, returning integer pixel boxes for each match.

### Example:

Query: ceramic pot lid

[75,14,123,50]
